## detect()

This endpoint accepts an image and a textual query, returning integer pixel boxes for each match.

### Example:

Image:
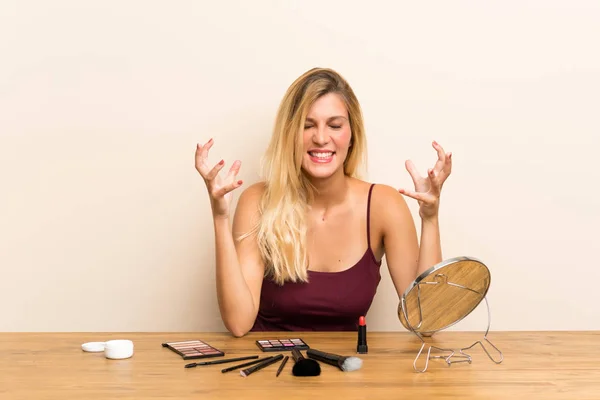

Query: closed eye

[304,124,342,129]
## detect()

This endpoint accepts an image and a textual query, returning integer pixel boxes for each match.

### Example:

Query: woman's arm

[214,183,266,337]
[194,140,265,337]
[374,185,420,297]
[416,217,442,275]
[378,141,452,297]
[398,140,452,275]
[376,186,443,298]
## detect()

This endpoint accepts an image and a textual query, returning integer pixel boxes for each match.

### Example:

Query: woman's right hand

[195,138,243,219]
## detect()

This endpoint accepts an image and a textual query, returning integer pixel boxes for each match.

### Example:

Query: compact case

[255,338,309,352]
[161,340,225,360]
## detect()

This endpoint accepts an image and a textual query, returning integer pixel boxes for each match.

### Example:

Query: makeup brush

[291,348,321,376]
[306,349,363,372]
[185,355,259,368]
[276,356,289,377]
[240,354,284,377]
[221,356,274,373]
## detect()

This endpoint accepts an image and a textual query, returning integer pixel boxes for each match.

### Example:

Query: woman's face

[301,93,352,180]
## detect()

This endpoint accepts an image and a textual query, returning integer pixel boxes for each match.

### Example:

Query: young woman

[195,68,452,337]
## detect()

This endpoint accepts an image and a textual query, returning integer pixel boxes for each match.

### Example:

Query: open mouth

[308,151,335,163]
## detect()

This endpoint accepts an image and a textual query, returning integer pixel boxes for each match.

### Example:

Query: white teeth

[309,152,333,158]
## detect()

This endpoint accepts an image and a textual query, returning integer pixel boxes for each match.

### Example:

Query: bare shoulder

[232,181,266,236]
[348,179,407,209]
[238,181,266,202]
[368,182,414,233]
[372,184,409,210]
[236,181,266,214]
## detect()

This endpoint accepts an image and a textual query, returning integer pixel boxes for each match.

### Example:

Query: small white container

[81,342,106,352]
[104,340,134,359]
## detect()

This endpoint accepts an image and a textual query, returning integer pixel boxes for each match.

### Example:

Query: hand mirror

[397,256,504,372]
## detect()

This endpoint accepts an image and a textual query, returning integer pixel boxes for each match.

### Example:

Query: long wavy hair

[245,67,367,285]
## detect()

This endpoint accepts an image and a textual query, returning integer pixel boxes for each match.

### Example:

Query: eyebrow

[305,116,348,122]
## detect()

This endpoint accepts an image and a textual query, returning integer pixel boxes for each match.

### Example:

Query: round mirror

[398,256,491,335]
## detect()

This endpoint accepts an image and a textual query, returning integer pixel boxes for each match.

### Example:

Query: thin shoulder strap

[367,183,376,250]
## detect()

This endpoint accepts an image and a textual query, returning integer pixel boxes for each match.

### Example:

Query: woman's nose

[312,126,330,145]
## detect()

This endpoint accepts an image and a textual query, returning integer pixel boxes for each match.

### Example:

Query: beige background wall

[1,0,599,332]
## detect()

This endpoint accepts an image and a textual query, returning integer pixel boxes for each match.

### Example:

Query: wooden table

[1,331,599,399]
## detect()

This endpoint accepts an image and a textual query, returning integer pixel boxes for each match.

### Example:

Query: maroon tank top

[250,184,382,332]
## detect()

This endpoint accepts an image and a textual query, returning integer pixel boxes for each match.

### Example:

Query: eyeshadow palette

[161,340,225,360]
[255,338,310,352]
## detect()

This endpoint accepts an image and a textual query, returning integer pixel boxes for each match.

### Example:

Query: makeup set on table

[161,316,368,378]
[81,257,505,375]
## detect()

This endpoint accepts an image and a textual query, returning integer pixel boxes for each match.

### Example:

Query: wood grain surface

[1,331,599,400]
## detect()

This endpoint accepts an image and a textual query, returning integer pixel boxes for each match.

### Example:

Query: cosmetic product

[81,342,106,352]
[104,340,134,360]
[276,356,289,377]
[291,348,321,377]
[185,355,259,368]
[240,354,284,377]
[357,315,368,354]
[161,340,224,360]
[81,340,134,360]
[255,338,309,352]
[221,356,274,373]
[306,349,363,372]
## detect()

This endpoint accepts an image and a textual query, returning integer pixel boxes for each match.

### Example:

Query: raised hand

[195,138,243,219]
[398,141,452,220]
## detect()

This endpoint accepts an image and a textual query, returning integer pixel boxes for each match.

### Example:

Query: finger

[427,168,441,196]
[195,142,202,159]
[398,188,434,203]
[428,168,435,179]
[215,179,243,197]
[445,151,453,174]
[432,140,446,161]
[202,137,214,157]
[435,152,453,183]
[405,160,421,187]
[195,143,205,171]
[432,140,447,174]
[226,160,242,180]
[195,138,213,153]
[195,139,214,163]
[205,159,226,180]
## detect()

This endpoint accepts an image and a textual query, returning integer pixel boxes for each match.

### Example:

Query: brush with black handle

[306,348,363,372]
[291,348,321,376]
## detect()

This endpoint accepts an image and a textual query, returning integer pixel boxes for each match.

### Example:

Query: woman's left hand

[398,141,453,221]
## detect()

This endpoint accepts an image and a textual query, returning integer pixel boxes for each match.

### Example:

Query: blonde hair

[250,68,367,285]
